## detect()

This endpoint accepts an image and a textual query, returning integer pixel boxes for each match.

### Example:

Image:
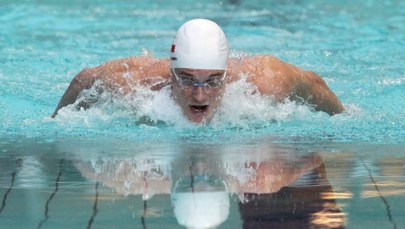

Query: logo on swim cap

[171,19,229,70]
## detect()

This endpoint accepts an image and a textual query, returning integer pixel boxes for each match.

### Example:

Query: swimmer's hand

[52,68,97,118]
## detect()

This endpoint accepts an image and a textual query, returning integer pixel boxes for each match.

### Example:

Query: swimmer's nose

[192,87,208,102]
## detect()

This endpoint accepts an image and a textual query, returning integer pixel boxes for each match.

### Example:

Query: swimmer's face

[171,68,226,123]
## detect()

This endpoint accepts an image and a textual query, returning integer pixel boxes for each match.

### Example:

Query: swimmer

[52,18,344,123]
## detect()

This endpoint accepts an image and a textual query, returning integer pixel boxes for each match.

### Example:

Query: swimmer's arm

[51,57,139,118]
[297,71,345,115]
[51,68,97,118]
[51,57,171,118]
[240,55,344,115]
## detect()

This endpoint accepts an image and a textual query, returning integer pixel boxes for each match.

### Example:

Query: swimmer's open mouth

[189,105,209,113]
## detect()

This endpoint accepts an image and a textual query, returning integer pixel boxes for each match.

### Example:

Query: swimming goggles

[172,68,226,92]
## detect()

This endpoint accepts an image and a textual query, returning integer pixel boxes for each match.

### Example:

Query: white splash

[53,76,313,128]
[212,73,312,127]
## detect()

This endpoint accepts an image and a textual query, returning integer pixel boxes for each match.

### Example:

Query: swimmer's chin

[187,105,213,124]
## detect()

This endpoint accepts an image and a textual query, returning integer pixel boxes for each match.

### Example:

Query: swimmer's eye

[179,78,223,88]
[179,79,197,87]
[206,78,222,88]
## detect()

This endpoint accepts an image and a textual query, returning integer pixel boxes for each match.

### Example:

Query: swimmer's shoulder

[228,54,281,66]
[87,56,170,82]
[227,54,306,99]
[227,54,288,81]
[91,56,171,77]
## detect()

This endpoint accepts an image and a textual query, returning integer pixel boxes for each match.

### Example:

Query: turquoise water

[1,0,403,143]
[1,0,404,228]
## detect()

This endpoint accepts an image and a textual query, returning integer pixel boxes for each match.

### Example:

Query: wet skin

[51,56,345,120]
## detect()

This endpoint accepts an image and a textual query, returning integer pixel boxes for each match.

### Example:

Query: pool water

[0,0,404,228]
[1,140,404,229]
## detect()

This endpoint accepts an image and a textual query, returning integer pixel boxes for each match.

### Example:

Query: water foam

[212,73,313,127]
[53,75,313,130]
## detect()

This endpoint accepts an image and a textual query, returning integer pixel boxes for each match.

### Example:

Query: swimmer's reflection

[171,162,230,229]
[74,145,345,229]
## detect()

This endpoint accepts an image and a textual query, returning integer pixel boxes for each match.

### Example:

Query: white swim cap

[171,191,230,229]
[171,19,229,70]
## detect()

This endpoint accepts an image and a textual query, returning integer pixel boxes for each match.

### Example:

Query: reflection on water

[0,140,404,228]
